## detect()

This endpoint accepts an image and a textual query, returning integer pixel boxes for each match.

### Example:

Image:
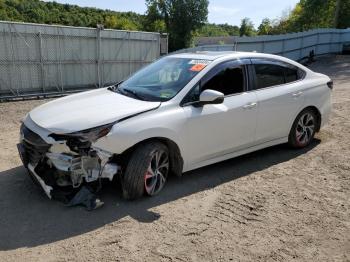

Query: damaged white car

[18,51,332,202]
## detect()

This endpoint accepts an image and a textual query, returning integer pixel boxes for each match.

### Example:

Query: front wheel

[288,109,317,148]
[122,142,169,200]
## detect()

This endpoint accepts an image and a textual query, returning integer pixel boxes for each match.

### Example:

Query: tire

[288,108,317,148]
[122,142,169,200]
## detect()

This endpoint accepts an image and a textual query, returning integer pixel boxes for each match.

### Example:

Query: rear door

[250,58,306,144]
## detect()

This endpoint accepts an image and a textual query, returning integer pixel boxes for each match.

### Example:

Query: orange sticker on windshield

[190,64,207,72]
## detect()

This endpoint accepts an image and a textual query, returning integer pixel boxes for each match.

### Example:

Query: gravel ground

[0,55,349,262]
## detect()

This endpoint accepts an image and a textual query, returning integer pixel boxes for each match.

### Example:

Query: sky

[43,0,300,27]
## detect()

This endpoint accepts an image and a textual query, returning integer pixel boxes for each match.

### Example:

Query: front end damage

[18,123,119,209]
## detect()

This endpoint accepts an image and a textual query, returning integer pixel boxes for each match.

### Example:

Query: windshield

[114,57,211,102]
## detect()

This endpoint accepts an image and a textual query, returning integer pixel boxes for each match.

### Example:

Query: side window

[297,68,306,80]
[253,60,305,90]
[202,64,245,96]
[285,66,301,83]
[254,64,285,89]
[182,84,200,104]
[182,62,246,105]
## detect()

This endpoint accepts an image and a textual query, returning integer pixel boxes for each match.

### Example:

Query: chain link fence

[0,21,167,100]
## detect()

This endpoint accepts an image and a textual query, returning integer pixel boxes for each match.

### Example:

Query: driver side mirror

[197,89,224,106]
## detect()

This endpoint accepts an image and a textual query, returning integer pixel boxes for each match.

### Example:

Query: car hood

[29,88,161,134]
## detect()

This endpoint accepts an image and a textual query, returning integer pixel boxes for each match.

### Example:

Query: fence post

[315,30,320,56]
[262,41,265,53]
[57,30,64,92]
[329,31,334,54]
[6,25,17,96]
[96,25,103,88]
[299,34,304,59]
[128,31,131,76]
[38,32,46,93]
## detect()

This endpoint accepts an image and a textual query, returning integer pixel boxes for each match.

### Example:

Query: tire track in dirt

[207,191,267,225]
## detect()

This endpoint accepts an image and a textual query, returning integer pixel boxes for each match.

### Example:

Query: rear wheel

[288,109,317,148]
[122,142,169,200]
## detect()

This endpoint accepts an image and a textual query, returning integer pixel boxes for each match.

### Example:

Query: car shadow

[0,139,320,250]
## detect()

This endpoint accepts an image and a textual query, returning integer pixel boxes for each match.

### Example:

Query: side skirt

[183,137,288,172]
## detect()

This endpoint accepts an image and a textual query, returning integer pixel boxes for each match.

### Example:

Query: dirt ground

[0,55,349,262]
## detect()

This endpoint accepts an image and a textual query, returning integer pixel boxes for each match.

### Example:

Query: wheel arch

[119,137,184,177]
[292,105,322,133]
[302,106,322,132]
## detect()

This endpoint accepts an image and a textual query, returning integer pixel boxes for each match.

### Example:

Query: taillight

[327,81,333,90]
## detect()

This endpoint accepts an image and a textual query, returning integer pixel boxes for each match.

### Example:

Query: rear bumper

[320,92,332,129]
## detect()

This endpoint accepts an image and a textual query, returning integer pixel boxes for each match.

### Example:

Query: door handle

[292,91,303,98]
[243,102,257,109]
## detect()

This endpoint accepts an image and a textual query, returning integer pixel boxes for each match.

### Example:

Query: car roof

[169,51,309,71]
[170,51,240,60]
[170,51,286,61]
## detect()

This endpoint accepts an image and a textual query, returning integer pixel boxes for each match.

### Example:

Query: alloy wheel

[144,149,169,196]
[296,112,315,145]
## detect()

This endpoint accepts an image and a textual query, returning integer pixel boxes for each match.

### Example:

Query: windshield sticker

[188,59,211,65]
[160,91,174,98]
[188,59,211,72]
[190,63,207,72]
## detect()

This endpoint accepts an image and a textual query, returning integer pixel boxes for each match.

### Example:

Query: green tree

[0,0,144,30]
[115,17,139,30]
[104,15,118,28]
[271,0,350,33]
[239,17,255,37]
[195,24,229,37]
[143,0,163,31]
[149,19,166,32]
[337,0,350,28]
[217,23,240,36]
[145,0,209,51]
[258,18,273,35]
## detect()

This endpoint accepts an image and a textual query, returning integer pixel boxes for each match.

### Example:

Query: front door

[181,60,258,168]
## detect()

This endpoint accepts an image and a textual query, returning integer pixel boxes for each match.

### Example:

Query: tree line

[0,0,349,51]
[240,0,349,37]
[0,0,145,30]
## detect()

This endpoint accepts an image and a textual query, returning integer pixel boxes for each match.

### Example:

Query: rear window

[253,61,305,89]
[285,67,299,83]
[254,64,285,89]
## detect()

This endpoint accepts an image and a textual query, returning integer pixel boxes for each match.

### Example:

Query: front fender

[92,104,187,157]
[94,126,183,156]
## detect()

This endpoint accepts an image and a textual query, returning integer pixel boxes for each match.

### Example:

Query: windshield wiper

[108,81,123,92]
[109,82,149,101]
[119,88,147,101]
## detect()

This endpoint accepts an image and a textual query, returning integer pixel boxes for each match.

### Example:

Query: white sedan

[18,51,332,200]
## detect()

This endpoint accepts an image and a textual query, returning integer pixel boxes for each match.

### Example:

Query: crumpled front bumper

[17,123,120,202]
[18,143,53,198]
[28,163,53,199]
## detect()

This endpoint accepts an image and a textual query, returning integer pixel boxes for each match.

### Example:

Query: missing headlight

[49,123,115,155]
[50,122,114,142]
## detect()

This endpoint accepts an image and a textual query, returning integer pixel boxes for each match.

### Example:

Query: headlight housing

[50,123,115,143]
[69,123,114,142]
